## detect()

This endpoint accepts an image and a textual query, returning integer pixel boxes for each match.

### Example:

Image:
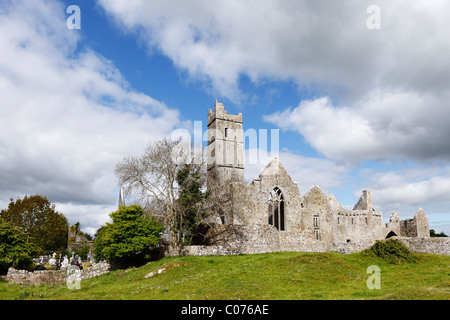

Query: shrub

[364,239,416,264]
[94,205,165,269]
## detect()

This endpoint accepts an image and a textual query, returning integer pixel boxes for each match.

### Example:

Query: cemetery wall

[6,261,110,286]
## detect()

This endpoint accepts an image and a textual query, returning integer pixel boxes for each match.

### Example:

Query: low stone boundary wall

[330,241,376,254]
[396,237,450,255]
[6,262,110,286]
[161,224,449,258]
[6,269,66,286]
[164,245,239,257]
[162,237,449,258]
[162,242,376,257]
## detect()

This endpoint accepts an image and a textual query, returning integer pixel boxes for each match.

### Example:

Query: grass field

[0,251,449,300]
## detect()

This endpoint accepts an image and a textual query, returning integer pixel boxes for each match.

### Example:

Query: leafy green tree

[0,219,38,274]
[94,205,165,269]
[430,229,448,237]
[176,164,207,245]
[0,195,68,254]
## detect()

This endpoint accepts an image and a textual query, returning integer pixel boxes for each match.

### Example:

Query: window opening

[268,187,285,231]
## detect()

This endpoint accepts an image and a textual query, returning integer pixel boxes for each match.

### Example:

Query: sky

[1,0,450,236]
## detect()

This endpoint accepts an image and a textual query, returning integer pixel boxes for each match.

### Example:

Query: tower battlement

[208,100,242,127]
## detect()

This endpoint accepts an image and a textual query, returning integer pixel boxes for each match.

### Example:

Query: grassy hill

[0,251,449,300]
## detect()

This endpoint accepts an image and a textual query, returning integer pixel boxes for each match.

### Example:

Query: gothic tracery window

[268,187,285,231]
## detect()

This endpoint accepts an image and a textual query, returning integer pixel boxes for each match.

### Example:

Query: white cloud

[360,166,450,211]
[264,89,450,164]
[0,0,181,230]
[97,0,450,103]
[244,148,348,196]
[54,203,115,237]
[98,0,450,165]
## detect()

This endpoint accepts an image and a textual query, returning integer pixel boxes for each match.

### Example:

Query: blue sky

[1,0,450,236]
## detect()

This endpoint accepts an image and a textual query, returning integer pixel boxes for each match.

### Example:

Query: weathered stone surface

[414,208,430,238]
[396,237,450,255]
[6,262,110,286]
[207,100,244,185]
[353,190,373,211]
[6,268,66,286]
[170,101,442,259]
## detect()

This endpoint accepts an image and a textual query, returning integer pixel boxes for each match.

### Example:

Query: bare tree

[115,138,205,248]
[185,169,248,247]
[205,169,250,225]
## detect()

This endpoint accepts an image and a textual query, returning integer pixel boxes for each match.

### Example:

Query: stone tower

[207,100,244,185]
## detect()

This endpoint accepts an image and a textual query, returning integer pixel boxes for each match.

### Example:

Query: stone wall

[163,236,450,258]
[6,262,110,286]
[164,224,449,258]
[164,245,239,257]
[6,269,67,286]
[179,223,377,256]
[396,237,450,256]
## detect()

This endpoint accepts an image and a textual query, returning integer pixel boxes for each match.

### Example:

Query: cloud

[54,203,116,237]
[98,0,450,165]
[264,89,450,164]
[97,0,450,103]
[360,166,450,212]
[244,148,348,196]
[0,0,181,229]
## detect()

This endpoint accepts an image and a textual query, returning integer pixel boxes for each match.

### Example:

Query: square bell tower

[207,100,244,185]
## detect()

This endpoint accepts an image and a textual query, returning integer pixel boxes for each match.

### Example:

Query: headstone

[70,253,77,265]
[61,256,69,270]
[48,257,56,266]
[87,249,94,263]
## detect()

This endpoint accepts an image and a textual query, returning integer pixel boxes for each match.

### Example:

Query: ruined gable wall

[394,209,430,238]
[238,170,302,230]
[414,208,430,238]
[301,185,333,242]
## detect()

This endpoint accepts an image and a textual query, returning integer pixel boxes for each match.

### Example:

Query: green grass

[0,251,449,300]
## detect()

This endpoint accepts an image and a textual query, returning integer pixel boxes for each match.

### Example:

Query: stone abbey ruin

[167,101,450,257]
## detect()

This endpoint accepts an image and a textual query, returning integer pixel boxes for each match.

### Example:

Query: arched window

[268,187,285,231]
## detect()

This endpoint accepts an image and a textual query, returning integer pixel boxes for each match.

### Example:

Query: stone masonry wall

[6,262,110,286]
[6,269,67,286]
[173,223,376,256]
[396,237,450,255]
[164,224,449,258]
